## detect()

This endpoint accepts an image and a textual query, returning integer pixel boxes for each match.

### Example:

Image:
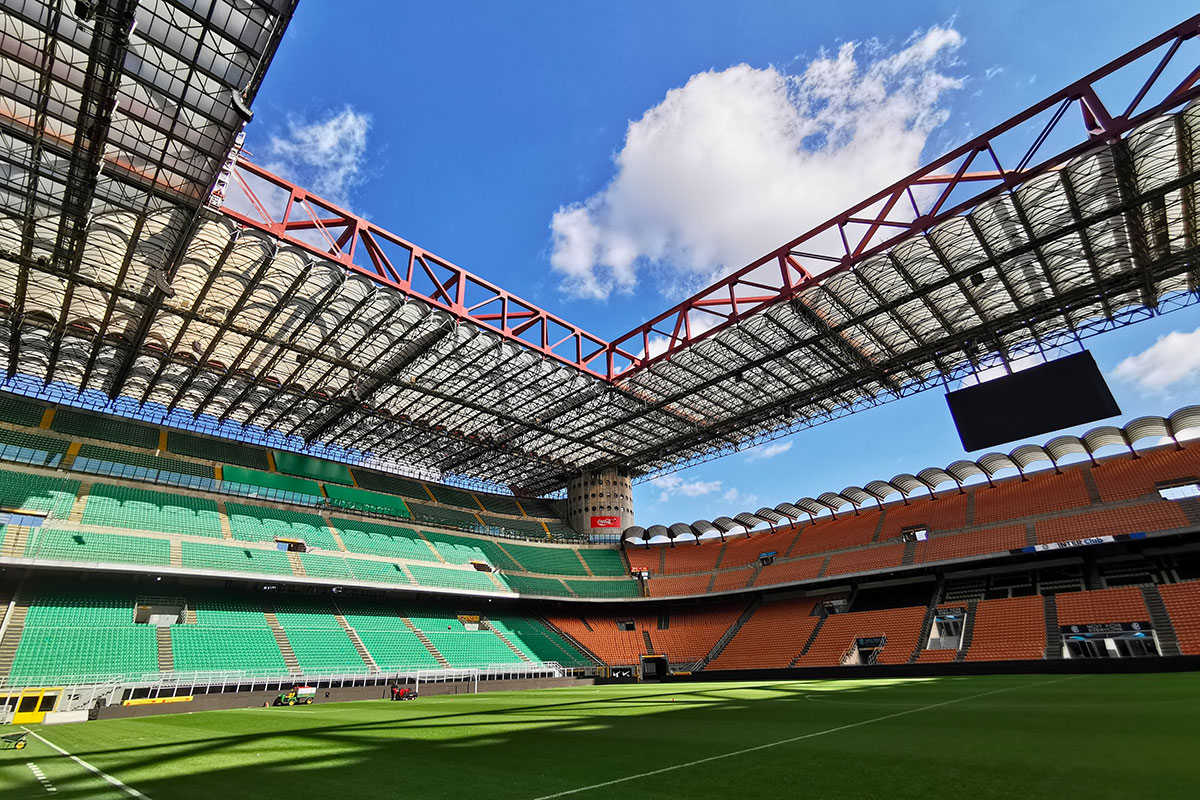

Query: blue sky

[244,1,1200,521]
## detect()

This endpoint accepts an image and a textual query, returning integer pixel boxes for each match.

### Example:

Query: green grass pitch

[2,673,1198,799]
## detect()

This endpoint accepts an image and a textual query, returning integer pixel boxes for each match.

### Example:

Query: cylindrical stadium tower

[566,467,634,538]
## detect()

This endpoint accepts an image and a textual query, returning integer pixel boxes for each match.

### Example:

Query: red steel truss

[219,16,1200,383]
[607,14,1200,378]
[221,161,633,376]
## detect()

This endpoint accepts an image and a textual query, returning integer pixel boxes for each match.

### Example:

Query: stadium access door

[1061,623,1159,658]
[1,688,61,725]
[640,655,669,681]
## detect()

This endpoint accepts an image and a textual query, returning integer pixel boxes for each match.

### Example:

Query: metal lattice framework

[0,10,1198,496]
[622,405,1200,545]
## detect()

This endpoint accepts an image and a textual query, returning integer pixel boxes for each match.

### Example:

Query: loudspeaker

[946,351,1120,451]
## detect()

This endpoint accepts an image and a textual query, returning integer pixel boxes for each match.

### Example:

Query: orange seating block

[973,469,1091,525]
[717,530,799,569]
[710,567,754,593]
[1034,501,1188,545]
[754,556,824,587]
[963,596,1045,661]
[878,492,968,539]
[914,648,957,662]
[662,542,725,574]
[1054,587,1149,625]
[647,574,712,597]
[916,525,1025,564]
[1091,445,1200,502]
[794,605,925,666]
[709,598,819,670]
[824,543,904,577]
[788,510,881,557]
[1160,581,1200,655]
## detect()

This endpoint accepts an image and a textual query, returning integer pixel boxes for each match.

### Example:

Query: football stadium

[1,2,1200,798]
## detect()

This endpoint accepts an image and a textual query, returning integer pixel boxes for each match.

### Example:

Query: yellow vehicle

[274,687,315,706]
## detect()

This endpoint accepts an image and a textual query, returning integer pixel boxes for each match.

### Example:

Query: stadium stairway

[697,598,760,669]
[402,617,451,668]
[157,626,174,671]
[0,585,29,678]
[642,630,655,653]
[486,622,534,663]
[1043,595,1062,659]
[541,616,605,665]
[262,607,303,675]
[908,604,939,663]
[0,524,31,558]
[788,614,828,666]
[67,483,91,522]
[1139,585,1182,656]
[331,608,380,673]
[954,600,979,662]
[287,551,306,576]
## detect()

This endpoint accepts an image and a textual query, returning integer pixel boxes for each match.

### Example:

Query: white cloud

[1112,326,1200,392]
[549,26,964,300]
[651,474,722,503]
[265,106,372,210]
[745,440,793,461]
[722,487,760,508]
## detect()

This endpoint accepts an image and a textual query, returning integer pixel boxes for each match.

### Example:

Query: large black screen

[945,351,1120,451]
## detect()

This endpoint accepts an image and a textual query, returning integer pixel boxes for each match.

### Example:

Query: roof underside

[0,8,1197,496]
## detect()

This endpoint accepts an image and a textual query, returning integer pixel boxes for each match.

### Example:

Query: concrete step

[488,623,533,663]
[335,614,379,673]
[156,626,174,672]
[262,608,303,675]
[402,617,450,668]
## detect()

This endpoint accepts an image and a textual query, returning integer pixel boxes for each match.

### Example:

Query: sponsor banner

[590,516,621,528]
[855,637,886,648]
[123,695,193,707]
[936,606,967,619]
[1060,622,1152,635]
[1034,535,1115,552]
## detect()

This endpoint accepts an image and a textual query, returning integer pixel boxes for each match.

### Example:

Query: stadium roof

[0,10,1198,496]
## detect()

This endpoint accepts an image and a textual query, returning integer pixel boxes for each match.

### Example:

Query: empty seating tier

[578,548,627,577]
[963,596,1045,661]
[795,606,926,666]
[1054,587,1149,625]
[0,468,80,517]
[73,444,216,490]
[346,558,413,585]
[407,502,482,531]
[0,394,46,427]
[504,542,590,576]
[647,574,713,597]
[824,543,905,577]
[487,616,592,667]
[564,579,640,598]
[660,542,724,574]
[423,630,522,668]
[82,483,222,537]
[272,450,354,486]
[1035,502,1189,545]
[24,527,170,567]
[502,574,572,597]
[407,563,504,593]
[425,483,482,510]
[422,529,520,569]
[220,466,323,505]
[710,568,754,593]
[754,556,825,587]
[916,525,1026,564]
[475,493,524,516]
[0,428,69,468]
[973,469,1091,525]
[51,409,159,450]
[1091,446,1200,502]
[166,431,270,470]
[226,502,340,550]
[789,510,881,556]
[323,483,411,518]
[180,542,293,575]
[709,599,819,670]
[1160,581,1200,655]
[332,517,438,562]
[878,491,968,538]
[351,470,431,499]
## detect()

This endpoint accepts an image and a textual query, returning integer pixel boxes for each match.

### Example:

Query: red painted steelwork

[605,14,1200,379]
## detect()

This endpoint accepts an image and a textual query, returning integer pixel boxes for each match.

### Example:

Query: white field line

[26,760,57,793]
[21,728,151,800]
[529,677,1077,800]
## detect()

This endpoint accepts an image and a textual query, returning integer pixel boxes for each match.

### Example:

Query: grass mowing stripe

[22,727,153,800]
[529,676,1077,800]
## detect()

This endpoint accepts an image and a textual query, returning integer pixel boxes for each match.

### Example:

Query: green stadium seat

[0,468,79,517]
[500,574,573,597]
[421,529,521,570]
[407,564,507,593]
[24,527,170,567]
[422,629,522,668]
[300,552,355,580]
[350,470,431,499]
[220,465,323,506]
[0,428,69,468]
[167,431,270,470]
[504,542,590,576]
[346,557,413,585]
[323,483,411,518]
[82,483,223,537]
[51,409,159,449]
[565,579,641,598]
[72,444,216,491]
[578,548,628,577]
[225,502,339,550]
[332,517,438,562]
[0,394,46,427]
[172,627,288,676]
[273,450,354,485]
[425,484,481,510]
[406,502,481,531]
[488,616,593,667]
[180,541,293,575]
[355,629,441,670]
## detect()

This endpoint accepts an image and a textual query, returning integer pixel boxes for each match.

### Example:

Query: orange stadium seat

[549,604,746,665]
[1053,587,1149,625]
[1034,502,1189,545]
[717,530,798,569]
[794,606,925,666]
[708,598,819,670]
[710,567,755,593]
[914,648,957,662]
[823,543,905,577]
[753,555,824,586]
[916,525,1025,564]
[1160,581,1200,655]
[973,469,1092,525]
[625,549,658,574]
[647,574,712,597]
[963,596,1045,661]
[1090,445,1200,502]
[789,510,881,556]
[878,491,968,539]
[662,542,725,574]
